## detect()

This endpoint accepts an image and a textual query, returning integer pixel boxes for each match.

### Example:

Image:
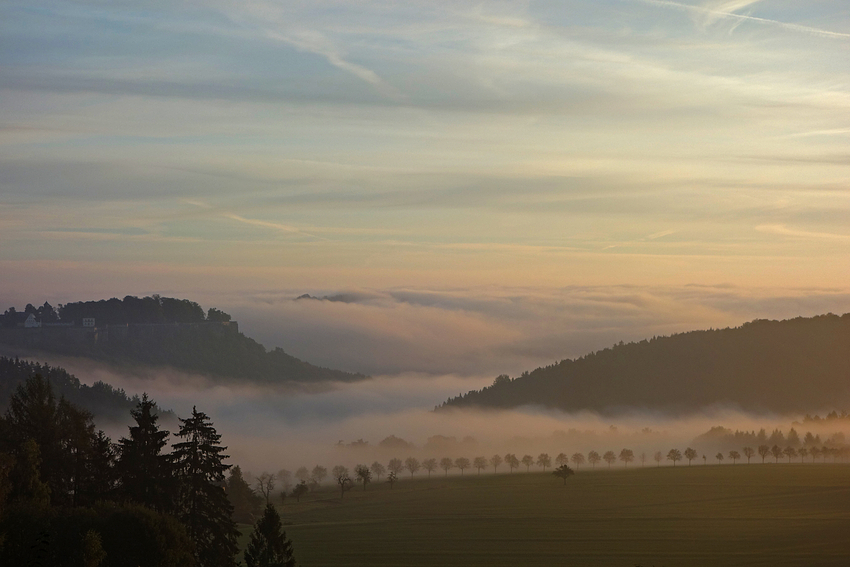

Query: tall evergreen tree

[227,465,262,524]
[172,406,239,567]
[244,503,296,567]
[117,394,173,512]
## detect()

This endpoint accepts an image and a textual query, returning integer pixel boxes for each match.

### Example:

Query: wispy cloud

[756,224,850,241]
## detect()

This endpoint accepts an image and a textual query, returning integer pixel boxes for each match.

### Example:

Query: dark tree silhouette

[387,458,404,477]
[521,454,534,472]
[386,471,398,488]
[798,447,808,463]
[783,446,797,463]
[552,464,575,485]
[290,481,308,503]
[311,465,327,486]
[404,457,420,477]
[667,449,682,466]
[455,457,470,475]
[537,453,551,471]
[571,453,585,468]
[728,450,740,464]
[422,458,437,478]
[653,451,662,467]
[602,451,616,468]
[758,445,770,463]
[684,447,697,466]
[227,465,262,523]
[715,452,724,464]
[619,449,634,467]
[440,457,454,476]
[770,445,783,463]
[743,446,755,464]
[118,394,173,512]
[332,466,352,498]
[370,461,386,480]
[489,454,502,473]
[243,503,296,567]
[473,456,487,474]
[505,453,519,473]
[555,453,568,467]
[355,464,372,490]
[171,406,239,567]
[588,451,601,468]
[255,472,275,505]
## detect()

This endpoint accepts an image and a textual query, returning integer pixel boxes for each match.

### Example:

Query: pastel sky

[2,0,849,377]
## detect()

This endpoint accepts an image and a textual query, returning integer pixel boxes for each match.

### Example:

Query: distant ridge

[0,295,367,384]
[438,314,850,415]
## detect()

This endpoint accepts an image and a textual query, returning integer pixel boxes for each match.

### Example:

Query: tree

[422,458,437,478]
[387,458,404,477]
[537,453,552,471]
[243,503,296,567]
[117,393,172,512]
[715,452,724,464]
[798,447,808,463]
[440,457,454,476]
[455,457,470,475]
[758,445,770,463]
[386,471,398,489]
[227,465,262,523]
[602,451,616,468]
[370,461,386,480]
[555,453,568,467]
[354,464,372,490]
[290,481,308,503]
[667,449,682,466]
[810,446,821,462]
[521,454,534,472]
[473,457,487,474]
[653,451,662,467]
[489,454,502,473]
[783,446,797,463]
[571,453,585,468]
[770,445,783,463]
[588,451,601,468]
[311,465,327,486]
[552,464,575,485]
[171,406,239,567]
[505,453,519,473]
[404,457,420,477]
[640,452,647,467]
[255,472,275,505]
[294,467,310,484]
[728,450,741,464]
[618,449,634,467]
[332,466,352,498]
[743,446,755,464]
[683,447,697,466]
[276,469,292,492]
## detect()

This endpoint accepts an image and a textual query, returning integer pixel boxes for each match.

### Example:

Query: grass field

[240,464,850,566]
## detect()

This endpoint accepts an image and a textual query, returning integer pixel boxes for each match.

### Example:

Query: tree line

[0,374,295,567]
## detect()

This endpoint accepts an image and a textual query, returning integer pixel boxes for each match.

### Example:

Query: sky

[2,0,850,378]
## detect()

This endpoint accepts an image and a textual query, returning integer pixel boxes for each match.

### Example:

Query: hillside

[438,313,850,414]
[0,356,174,423]
[0,296,366,384]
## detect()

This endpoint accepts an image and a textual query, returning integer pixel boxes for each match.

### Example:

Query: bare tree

[388,458,404,477]
[370,461,386,480]
[455,457,471,475]
[715,452,724,464]
[728,450,740,464]
[440,457,454,476]
[473,457,488,475]
[489,454,502,473]
[570,453,585,469]
[521,455,534,472]
[618,449,634,467]
[255,472,276,505]
[743,446,755,464]
[770,445,783,463]
[653,451,662,467]
[537,453,552,471]
[423,458,438,478]
[667,449,682,466]
[332,465,353,498]
[552,464,575,485]
[588,451,601,468]
[555,453,568,467]
[354,464,372,490]
[640,452,647,467]
[758,445,770,463]
[684,448,697,466]
[405,457,421,477]
[602,451,616,468]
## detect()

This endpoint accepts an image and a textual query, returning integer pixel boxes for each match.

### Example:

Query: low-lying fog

[39,356,850,478]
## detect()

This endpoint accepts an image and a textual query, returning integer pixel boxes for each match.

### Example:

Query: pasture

[244,464,850,566]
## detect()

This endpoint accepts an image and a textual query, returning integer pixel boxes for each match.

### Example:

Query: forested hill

[0,356,174,423]
[0,296,366,384]
[438,313,850,415]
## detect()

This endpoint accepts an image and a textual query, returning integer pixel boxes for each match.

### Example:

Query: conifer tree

[117,394,172,512]
[172,406,239,567]
[244,503,296,567]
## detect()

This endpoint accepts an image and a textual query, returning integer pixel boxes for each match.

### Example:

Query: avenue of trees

[0,374,296,567]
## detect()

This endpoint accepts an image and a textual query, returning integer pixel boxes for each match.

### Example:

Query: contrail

[634,0,850,40]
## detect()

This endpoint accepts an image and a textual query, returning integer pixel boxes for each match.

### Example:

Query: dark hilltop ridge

[438,313,850,415]
[0,295,366,384]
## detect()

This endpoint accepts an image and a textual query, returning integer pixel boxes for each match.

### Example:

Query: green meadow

[241,464,850,567]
